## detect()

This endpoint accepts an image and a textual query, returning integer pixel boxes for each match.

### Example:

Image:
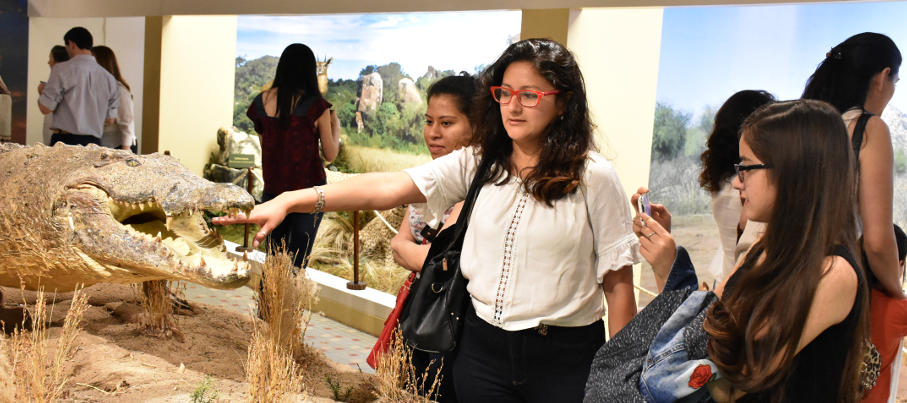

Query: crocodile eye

[126,158,141,167]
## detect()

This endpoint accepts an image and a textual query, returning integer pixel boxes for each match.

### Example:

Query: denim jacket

[585,247,718,403]
[638,290,717,403]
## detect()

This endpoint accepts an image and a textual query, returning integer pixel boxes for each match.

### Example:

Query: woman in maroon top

[246,43,340,268]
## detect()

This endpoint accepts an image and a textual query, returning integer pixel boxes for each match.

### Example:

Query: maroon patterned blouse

[247,93,331,195]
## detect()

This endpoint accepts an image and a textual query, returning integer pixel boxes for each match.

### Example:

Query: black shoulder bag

[399,159,489,353]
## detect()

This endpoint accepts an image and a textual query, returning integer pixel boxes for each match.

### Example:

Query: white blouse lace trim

[404,147,641,330]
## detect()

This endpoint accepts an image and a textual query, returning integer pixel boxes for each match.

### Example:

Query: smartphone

[637,192,651,216]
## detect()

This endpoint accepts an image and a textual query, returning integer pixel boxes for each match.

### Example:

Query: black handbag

[398,159,488,353]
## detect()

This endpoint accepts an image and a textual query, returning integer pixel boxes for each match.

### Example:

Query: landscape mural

[232,11,521,293]
[648,0,907,285]
[0,0,28,143]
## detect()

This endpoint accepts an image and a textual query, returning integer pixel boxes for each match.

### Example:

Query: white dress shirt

[38,54,119,138]
[710,180,742,279]
[405,147,640,331]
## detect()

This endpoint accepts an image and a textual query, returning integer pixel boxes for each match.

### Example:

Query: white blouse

[101,83,135,149]
[404,147,640,331]
[710,180,741,280]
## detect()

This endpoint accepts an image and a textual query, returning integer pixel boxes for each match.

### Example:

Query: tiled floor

[181,282,377,373]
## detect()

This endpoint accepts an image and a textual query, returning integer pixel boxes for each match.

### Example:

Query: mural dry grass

[245,249,318,402]
[0,287,89,402]
[337,145,431,174]
[309,210,412,295]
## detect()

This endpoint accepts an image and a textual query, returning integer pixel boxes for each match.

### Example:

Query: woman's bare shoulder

[815,255,859,322]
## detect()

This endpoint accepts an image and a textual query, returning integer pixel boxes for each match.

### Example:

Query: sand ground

[0,283,375,402]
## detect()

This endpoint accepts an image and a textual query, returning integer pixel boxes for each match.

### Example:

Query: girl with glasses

[215,38,639,401]
[596,100,866,401]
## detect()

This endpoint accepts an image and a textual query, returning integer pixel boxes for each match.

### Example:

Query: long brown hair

[91,45,130,92]
[703,100,866,400]
[472,38,593,206]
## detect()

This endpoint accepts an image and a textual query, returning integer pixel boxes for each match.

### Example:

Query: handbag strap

[851,112,873,163]
[435,155,491,252]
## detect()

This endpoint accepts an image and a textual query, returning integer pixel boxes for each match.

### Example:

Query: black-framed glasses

[733,163,771,182]
[490,86,560,108]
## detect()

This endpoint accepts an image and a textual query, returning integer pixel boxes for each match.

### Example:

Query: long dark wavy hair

[271,43,320,127]
[802,32,901,113]
[703,100,866,401]
[472,38,593,205]
[699,90,775,193]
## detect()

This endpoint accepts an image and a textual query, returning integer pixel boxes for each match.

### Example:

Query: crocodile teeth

[165,215,172,230]
[155,232,162,243]
[199,257,206,267]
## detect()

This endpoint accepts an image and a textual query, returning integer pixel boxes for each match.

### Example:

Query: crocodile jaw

[61,185,252,289]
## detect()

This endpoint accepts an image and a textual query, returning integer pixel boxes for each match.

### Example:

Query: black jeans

[50,133,100,146]
[411,349,458,402]
[453,306,605,402]
[262,191,323,269]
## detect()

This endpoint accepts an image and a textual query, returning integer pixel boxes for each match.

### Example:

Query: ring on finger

[645,232,656,239]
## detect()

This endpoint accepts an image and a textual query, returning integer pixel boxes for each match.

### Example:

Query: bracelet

[312,186,325,214]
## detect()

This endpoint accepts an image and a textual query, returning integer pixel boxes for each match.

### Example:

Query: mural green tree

[233,56,279,133]
[652,102,690,161]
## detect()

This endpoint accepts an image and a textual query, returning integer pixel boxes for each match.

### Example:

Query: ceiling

[27,0,881,17]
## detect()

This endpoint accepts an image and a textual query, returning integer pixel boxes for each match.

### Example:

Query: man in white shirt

[38,27,119,146]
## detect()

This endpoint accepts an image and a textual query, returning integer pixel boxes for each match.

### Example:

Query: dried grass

[0,287,89,402]
[373,328,441,403]
[138,280,183,340]
[0,343,13,402]
[245,250,318,402]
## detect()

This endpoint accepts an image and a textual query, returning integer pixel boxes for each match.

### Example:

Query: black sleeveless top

[724,244,865,402]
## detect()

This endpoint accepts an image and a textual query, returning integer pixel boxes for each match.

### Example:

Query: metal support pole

[347,210,366,290]
[236,166,254,253]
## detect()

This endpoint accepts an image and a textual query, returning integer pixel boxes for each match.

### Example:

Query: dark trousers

[262,192,323,269]
[50,133,100,146]
[411,349,458,402]
[453,306,605,402]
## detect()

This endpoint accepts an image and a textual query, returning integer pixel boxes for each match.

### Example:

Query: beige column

[143,15,237,176]
[520,9,570,44]
[142,16,162,154]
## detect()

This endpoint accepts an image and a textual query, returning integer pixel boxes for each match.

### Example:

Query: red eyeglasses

[490,86,560,108]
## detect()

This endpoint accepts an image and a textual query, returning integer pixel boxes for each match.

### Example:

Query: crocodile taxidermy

[0,143,255,291]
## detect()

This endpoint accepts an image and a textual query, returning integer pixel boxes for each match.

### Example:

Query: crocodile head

[0,143,255,290]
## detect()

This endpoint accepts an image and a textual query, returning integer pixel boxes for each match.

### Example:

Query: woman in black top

[631,100,867,401]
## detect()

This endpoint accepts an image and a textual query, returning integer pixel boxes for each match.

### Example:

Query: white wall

[567,7,663,197]
[26,17,144,148]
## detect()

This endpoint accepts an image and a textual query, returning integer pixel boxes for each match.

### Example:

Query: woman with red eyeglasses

[214,38,638,401]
